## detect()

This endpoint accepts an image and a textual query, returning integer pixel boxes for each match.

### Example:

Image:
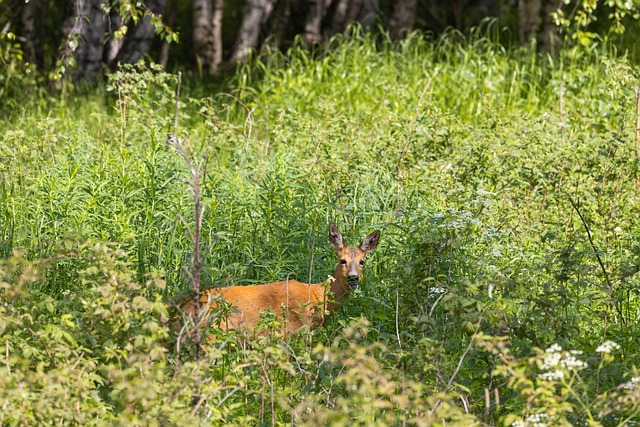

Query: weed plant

[1,28,640,425]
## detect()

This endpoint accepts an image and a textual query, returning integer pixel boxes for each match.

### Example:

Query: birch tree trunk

[303,0,325,45]
[230,0,277,63]
[388,0,417,40]
[58,0,108,79]
[539,0,562,53]
[115,0,168,65]
[329,0,377,35]
[518,0,561,52]
[268,0,293,43]
[518,0,541,44]
[192,0,224,73]
[19,0,37,66]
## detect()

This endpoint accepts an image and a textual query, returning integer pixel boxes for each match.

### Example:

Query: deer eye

[340,259,347,265]
[359,260,365,265]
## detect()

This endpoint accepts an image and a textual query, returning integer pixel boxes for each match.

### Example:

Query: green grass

[2,29,640,425]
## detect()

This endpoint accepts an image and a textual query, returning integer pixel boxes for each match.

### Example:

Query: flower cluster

[595,340,621,354]
[622,376,640,390]
[537,344,587,381]
[512,413,549,427]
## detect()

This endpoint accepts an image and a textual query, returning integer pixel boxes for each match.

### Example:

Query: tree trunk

[20,0,37,66]
[267,0,293,44]
[106,11,124,64]
[58,0,108,80]
[539,0,562,53]
[211,0,224,72]
[518,0,561,52]
[192,0,224,74]
[329,0,349,34]
[354,0,377,29]
[114,0,168,65]
[518,0,541,44]
[230,0,277,63]
[303,0,325,45]
[388,0,417,40]
[327,0,385,37]
[342,0,364,31]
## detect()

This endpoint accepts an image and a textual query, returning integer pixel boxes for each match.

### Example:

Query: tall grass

[1,28,640,424]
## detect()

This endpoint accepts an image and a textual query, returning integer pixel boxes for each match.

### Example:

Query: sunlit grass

[1,28,640,424]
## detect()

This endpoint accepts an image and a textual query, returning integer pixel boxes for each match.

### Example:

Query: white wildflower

[546,343,562,353]
[540,344,587,374]
[527,413,549,427]
[539,370,565,381]
[595,340,620,354]
[622,376,640,390]
[560,355,587,370]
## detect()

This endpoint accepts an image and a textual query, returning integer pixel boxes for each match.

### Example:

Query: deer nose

[347,275,359,289]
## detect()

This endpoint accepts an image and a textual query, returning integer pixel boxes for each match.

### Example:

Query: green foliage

[553,0,640,46]
[2,29,640,424]
[0,31,41,111]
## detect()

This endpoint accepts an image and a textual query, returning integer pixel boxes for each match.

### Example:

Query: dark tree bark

[105,10,124,64]
[329,0,349,34]
[518,0,540,44]
[303,0,325,45]
[210,0,224,71]
[19,0,37,65]
[114,0,168,65]
[328,0,382,36]
[352,0,376,29]
[58,0,108,79]
[191,0,223,73]
[230,0,278,63]
[388,0,417,40]
[267,0,293,43]
[539,0,562,53]
[518,0,562,52]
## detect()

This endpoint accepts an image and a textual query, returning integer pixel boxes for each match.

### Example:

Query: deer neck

[323,264,351,315]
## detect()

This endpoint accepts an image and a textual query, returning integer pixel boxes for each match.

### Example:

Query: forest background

[3,0,640,426]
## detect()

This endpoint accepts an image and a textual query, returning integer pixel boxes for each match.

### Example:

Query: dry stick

[560,80,565,145]
[635,89,640,184]
[568,196,627,325]
[5,340,10,375]
[635,88,640,143]
[395,285,402,349]
[173,71,181,130]
[168,72,206,360]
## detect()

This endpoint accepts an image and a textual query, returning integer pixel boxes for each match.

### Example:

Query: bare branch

[568,196,627,325]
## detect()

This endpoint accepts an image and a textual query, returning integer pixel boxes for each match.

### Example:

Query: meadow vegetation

[2,28,640,425]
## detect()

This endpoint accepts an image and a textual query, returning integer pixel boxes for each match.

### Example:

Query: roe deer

[179,224,380,337]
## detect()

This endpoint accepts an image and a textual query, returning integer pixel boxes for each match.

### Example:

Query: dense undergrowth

[2,30,640,425]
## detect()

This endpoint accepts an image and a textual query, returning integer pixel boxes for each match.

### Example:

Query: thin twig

[395,285,402,349]
[560,79,565,145]
[635,88,639,142]
[174,71,181,131]
[430,314,483,415]
[5,340,9,375]
[168,71,207,360]
[568,196,626,325]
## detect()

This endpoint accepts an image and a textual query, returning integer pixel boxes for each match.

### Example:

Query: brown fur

[179,224,380,336]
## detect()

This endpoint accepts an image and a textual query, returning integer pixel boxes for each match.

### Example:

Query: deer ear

[329,223,344,250]
[359,229,380,254]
